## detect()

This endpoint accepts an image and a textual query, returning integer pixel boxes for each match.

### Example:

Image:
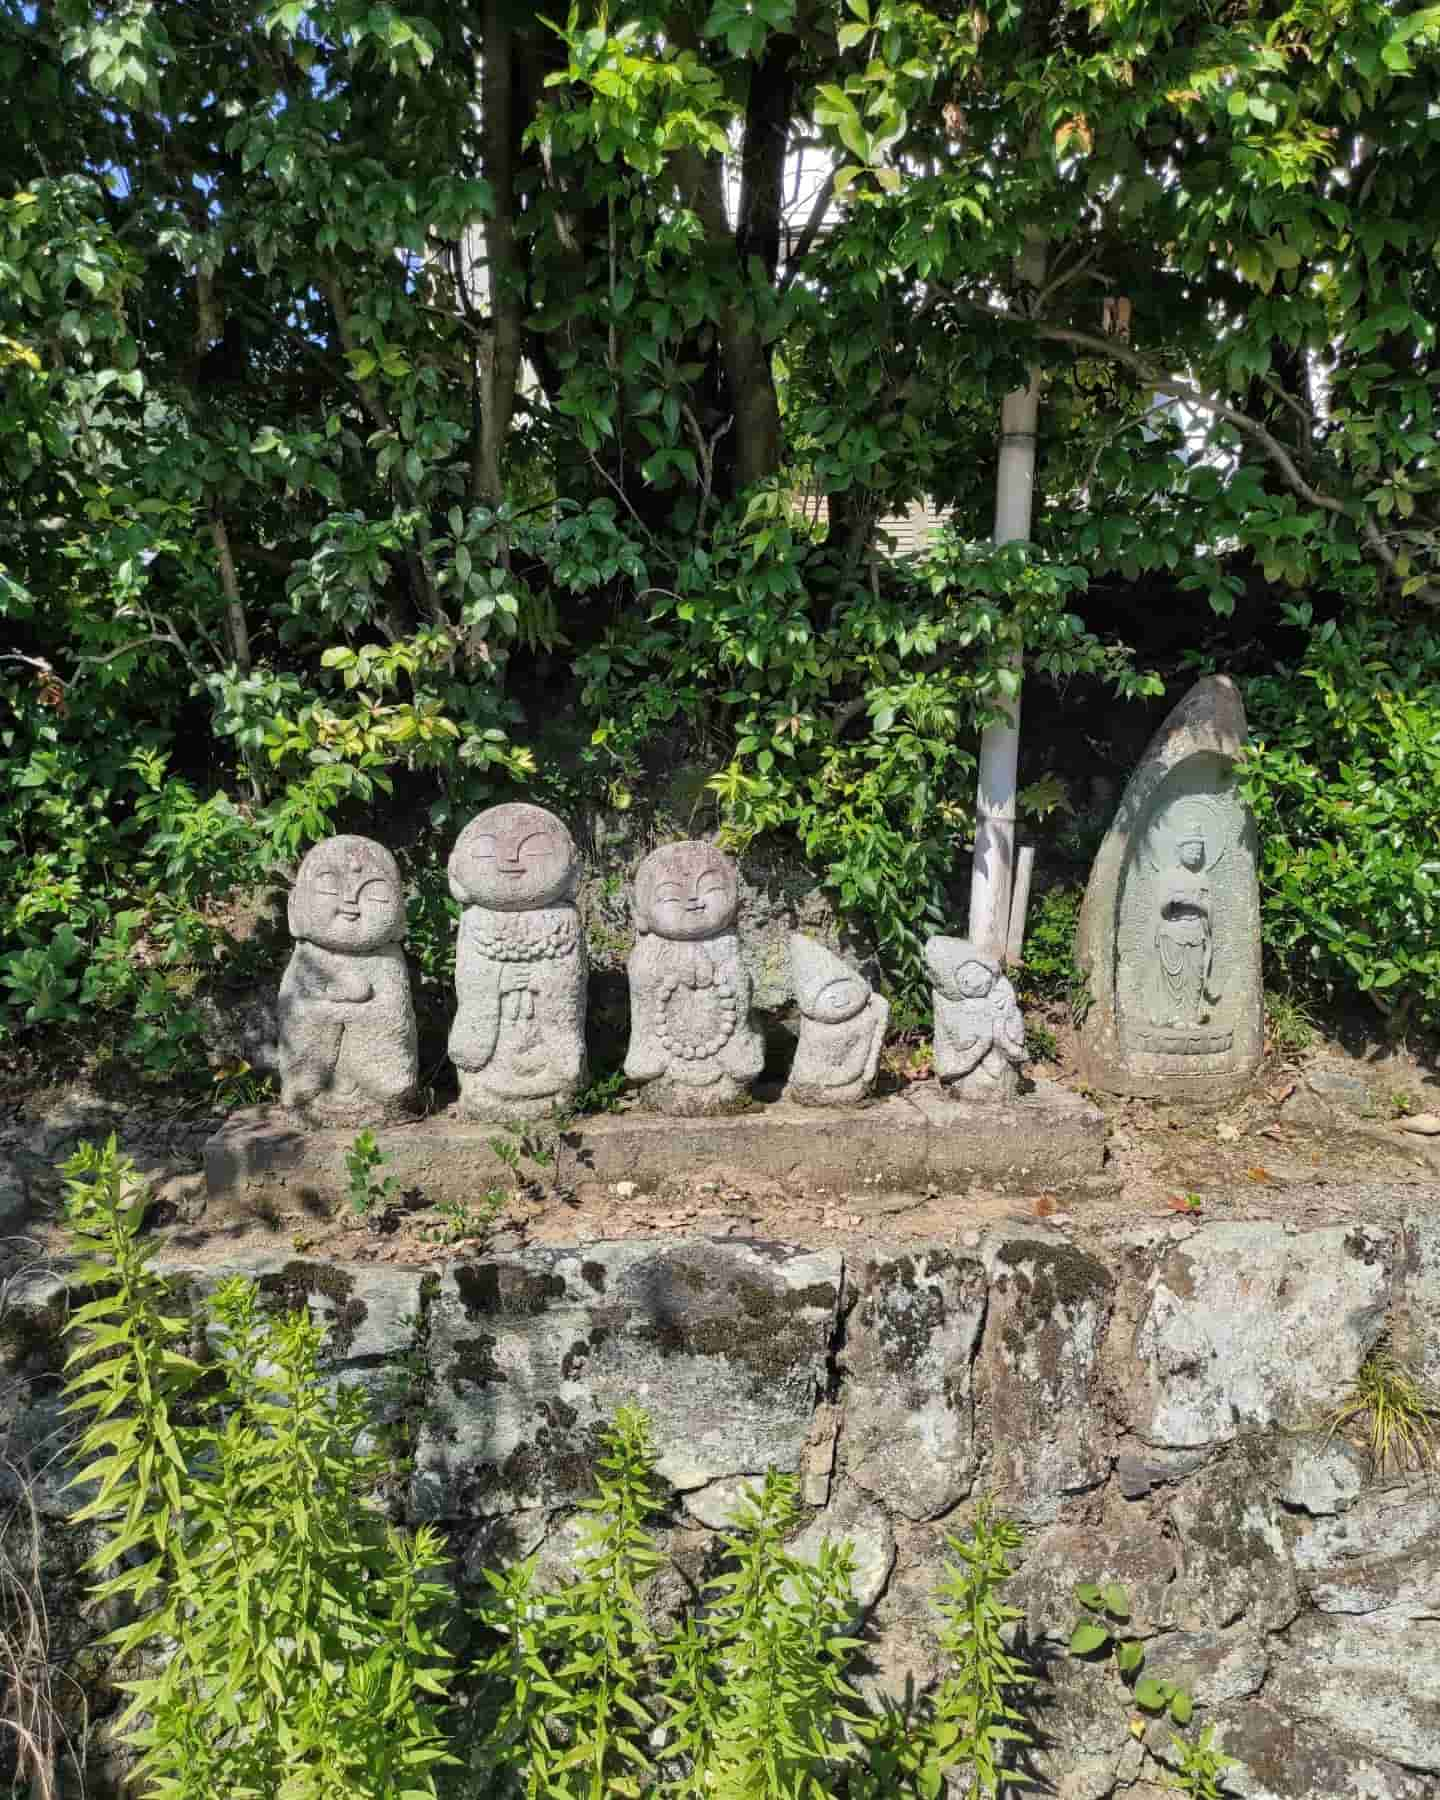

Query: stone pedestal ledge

[204,1080,1102,1218]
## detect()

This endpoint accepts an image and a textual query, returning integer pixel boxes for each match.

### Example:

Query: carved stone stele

[784,934,888,1107]
[1077,675,1263,1100]
[277,835,419,1122]
[448,803,587,1120]
[625,840,764,1115]
[926,936,1026,1103]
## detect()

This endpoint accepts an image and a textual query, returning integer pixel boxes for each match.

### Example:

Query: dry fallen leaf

[1246,1166,1272,1183]
[1034,1194,1057,1217]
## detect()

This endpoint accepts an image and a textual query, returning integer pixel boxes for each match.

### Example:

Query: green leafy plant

[424,1190,507,1247]
[1328,1347,1440,1476]
[852,1502,1035,1798]
[212,1059,277,1110]
[1070,1583,1194,1727]
[486,1124,556,1199]
[61,1137,456,1798]
[345,1127,402,1219]
[1166,1726,1239,1798]
[1024,1021,1058,1064]
[1240,608,1440,1041]
[1263,990,1317,1057]
[1014,887,1090,1027]
[661,1470,863,1799]
[471,1403,667,1798]
[573,1066,629,1116]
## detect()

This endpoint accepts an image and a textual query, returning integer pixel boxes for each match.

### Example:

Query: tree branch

[940,295,1440,606]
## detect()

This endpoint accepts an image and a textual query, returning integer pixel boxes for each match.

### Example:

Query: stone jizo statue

[1076,675,1262,1099]
[277,835,419,1122]
[926,935,1026,1103]
[784,934,888,1107]
[448,803,587,1120]
[625,840,763,1114]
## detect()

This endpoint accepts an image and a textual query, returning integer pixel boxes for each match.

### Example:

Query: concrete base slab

[204,1080,1103,1219]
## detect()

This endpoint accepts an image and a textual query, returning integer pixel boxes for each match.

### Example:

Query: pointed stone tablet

[1076,675,1262,1100]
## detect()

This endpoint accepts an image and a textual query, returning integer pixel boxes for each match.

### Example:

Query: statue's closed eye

[359,879,393,907]
[696,874,728,898]
[655,884,686,903]
[314,873,342,896]
[471,836,499,861]
[516,833,555,861]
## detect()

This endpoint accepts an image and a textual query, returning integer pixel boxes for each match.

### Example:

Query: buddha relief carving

[448,803,587,1120]
[277,835,419,1122]
[624,841,764,1115]
[1146,796,1225,1031]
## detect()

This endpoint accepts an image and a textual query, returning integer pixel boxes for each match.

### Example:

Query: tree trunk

[968,235,1046,962]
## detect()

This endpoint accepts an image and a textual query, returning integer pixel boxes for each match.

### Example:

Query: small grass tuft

[1264,989,1316,1056]
[1328,1347,1440,1476]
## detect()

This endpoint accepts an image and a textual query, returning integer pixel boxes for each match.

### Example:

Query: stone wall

[4,1202,1440,1797]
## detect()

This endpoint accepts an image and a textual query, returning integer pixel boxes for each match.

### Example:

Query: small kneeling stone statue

[784,934,888,1107]
[449,803,587,1120]
[625,840,763,1115]
[926,935,1026,1103]
[278,835,419,1122]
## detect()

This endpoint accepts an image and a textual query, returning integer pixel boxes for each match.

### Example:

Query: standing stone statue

[926,936,1027,1102]
[448,803,587,1120]
[625,840,764,1114]
[277,835,419,1122]
[1077,674,1262,1099]
[784,934,888,1107]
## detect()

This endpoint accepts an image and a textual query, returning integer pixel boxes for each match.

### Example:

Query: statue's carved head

[634,840,739,941]
[1147,794,1227,877]
[790,933,869,1022]
[289,835,405,953]
[926,936,999,1002]
[449,804,578,912]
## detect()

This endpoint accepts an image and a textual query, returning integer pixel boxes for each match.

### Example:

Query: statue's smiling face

[638,843,739,940]
[809,975,868,1023]
[292,839,403,951]
[450,805,576,911]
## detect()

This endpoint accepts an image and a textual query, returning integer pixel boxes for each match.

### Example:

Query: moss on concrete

[256,1260,367,1357]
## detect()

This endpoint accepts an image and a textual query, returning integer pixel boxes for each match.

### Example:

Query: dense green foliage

[4,0,1440,1055]
[1239,606,1440,1035]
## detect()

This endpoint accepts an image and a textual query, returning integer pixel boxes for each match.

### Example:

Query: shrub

[1240,605,1440,1040]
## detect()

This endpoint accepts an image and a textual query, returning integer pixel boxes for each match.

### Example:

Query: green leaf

[1069,1622,1110,1656]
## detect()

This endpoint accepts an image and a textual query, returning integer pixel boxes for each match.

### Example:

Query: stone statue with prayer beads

[624,840,764,1115]
[448,803,588,1120]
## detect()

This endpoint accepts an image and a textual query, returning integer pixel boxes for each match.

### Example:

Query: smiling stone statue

[624,840,764,1115]
[277,834,419,1122]
[448,802,587,1120]
[784,934,888,1106]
